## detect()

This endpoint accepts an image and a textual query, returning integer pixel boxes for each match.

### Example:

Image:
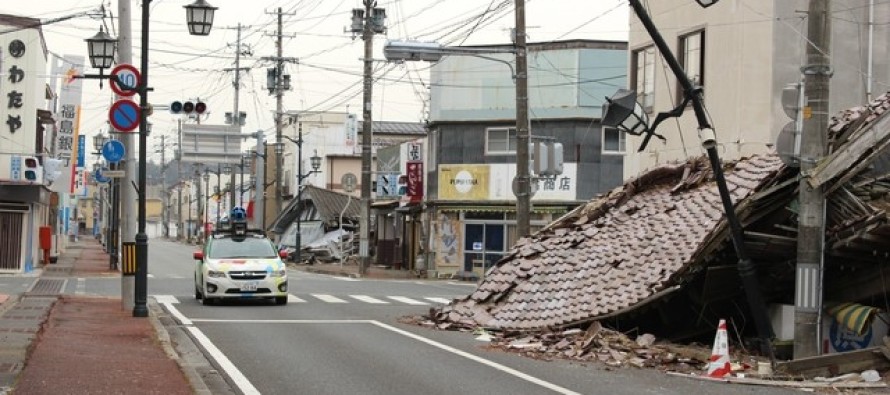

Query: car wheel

[202,296,215,306]
[275,296,288,305]
[194,275,203,299]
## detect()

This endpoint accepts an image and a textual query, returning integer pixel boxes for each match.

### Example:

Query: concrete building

[624,0,890,179]
[426,39,628,277]
[0,14,54,273]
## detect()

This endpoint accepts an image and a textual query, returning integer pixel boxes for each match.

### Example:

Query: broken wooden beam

[775,346,890,378]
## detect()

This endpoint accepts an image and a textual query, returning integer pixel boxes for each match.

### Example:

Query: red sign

[406,162,423,202]
[109,64,141,97]
[108,100,141,132]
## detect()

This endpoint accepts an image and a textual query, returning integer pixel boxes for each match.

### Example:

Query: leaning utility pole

[795,0,831,359]
[514,0,531,238]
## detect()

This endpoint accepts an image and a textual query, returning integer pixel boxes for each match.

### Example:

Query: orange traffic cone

[707,319,731,377]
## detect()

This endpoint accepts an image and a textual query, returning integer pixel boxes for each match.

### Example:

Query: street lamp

[83,0,216,317]
[383,38,530,238]
[602,0,774,361]
[283,133,321,263]
[202,170,210,237]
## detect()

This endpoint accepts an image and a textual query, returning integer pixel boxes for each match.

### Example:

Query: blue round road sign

[102,140,126,162]
[108,100,141,132]
[94,168,111,184]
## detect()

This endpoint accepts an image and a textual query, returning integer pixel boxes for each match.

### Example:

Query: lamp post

[601,0,774,360]
[84,0,217,317]
[202,169,211,235]
[283,132,321,263]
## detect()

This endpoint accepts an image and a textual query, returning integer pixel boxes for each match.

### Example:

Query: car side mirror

[193,251,204,261]
[279,250,288,259]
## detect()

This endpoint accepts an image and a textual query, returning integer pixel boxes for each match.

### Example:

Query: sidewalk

[0,238,217,395]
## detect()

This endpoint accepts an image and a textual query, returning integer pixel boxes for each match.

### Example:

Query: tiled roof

[438,154,786,330]
[269,185,360,233]
[358,121,427,135]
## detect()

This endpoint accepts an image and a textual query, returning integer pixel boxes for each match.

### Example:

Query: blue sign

[108,100,141,132]
[94,168,111,184]
[102,140,126,163]
[76,135,86,168]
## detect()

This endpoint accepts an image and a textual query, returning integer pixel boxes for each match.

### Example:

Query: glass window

[486,127,517,155]
[631,46,655,111]
[679,30,705,102]
[603,127,626,154]
[209,237,277,259]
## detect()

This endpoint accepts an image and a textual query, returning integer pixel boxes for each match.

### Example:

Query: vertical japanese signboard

[406,141,423,203]
[54,55,84,194]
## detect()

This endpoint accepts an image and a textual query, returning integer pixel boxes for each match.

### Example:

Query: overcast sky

[2,0,629,163]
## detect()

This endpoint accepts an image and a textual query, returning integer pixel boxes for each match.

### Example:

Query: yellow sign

[439,164,489,200]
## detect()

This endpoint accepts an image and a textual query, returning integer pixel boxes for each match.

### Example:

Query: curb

[148,301,212,394]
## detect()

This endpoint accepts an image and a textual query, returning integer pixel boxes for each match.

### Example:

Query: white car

[194,232,289,305]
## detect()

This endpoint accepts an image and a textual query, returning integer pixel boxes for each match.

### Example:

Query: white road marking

[370,321,582,395]
[153,295,179,304]
[350,295,388,304]
[186,326,260,395]
[330,276,360,282]
[386,296,428,305]
[312,294,348,303]
[174,317,581,395]
[424,297,452,304]
[76,278,85,295]
[448,281,477,286]
[287,294,306,303]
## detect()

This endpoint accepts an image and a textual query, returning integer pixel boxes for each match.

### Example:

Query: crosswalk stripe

[386,296,428,305]
[350,295,389,304]
[312,294,348,303]
[288,294,306,303]
[424,297,451,304]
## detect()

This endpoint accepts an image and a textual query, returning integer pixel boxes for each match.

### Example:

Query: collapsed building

[432,93,890,356]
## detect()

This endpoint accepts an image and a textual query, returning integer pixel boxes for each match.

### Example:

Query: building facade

[624,0,890,179]
[0,14,54,273]
[426,39,628,277]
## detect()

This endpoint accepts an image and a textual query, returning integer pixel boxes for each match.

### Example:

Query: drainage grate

[26,278,65,296]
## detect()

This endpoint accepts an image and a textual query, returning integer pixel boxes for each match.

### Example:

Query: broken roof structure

[435,92,890,342]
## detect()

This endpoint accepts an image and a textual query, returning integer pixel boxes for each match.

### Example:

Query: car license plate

[241,282,258,292]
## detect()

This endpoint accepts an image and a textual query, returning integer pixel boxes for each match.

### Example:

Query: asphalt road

[75,239,802,395]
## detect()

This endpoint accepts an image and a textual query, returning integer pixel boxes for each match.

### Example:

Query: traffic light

[23,156,43,183]
[170,100,207,115]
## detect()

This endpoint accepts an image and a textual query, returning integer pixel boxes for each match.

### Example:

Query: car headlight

[207,270,227,278]
[269,269,287,278]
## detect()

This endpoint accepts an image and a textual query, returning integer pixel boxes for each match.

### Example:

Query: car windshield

[208,237,278,259]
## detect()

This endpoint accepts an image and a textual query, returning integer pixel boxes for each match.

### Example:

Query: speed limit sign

[110,64,141,97]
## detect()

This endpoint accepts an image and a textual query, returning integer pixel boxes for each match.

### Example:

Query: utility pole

[223,23,249,211]
[118,0,135,311]
[514,0,531,237]
[177,119,183,240]
[159,134,167,238]
[795,0,831,359]
[263,8,296,233]
[354,0,385,275]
